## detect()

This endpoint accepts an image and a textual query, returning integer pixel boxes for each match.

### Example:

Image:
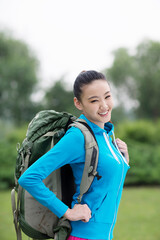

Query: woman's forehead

[81,80,110,96]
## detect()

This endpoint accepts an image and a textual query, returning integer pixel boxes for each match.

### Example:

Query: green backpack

[11,110,100,240]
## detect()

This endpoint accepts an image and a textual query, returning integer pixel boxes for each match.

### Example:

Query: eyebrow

[88,91,110,100]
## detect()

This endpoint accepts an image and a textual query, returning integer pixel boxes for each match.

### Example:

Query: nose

[100,99,108,110]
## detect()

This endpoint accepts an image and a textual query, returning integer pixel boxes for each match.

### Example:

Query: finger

[118,143,127,150]
[116,139,126,146]
[116,141,127,150]
[81,216,90,222]
[81,220,86,222]
[82,219,88,223]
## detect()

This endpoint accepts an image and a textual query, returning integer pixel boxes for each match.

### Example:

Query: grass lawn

[114,187,160,240]
[0,187,160,240]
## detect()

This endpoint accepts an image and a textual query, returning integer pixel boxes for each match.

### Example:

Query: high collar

[78,114,114,136]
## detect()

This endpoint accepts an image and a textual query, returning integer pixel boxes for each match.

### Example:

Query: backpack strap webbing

[11,150,31,240]
[69,119,101,204]
[11,188,22,240]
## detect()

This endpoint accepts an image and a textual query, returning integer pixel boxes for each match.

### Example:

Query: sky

[0,0,160,90]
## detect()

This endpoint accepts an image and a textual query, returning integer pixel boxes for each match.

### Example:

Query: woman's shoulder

[65,125,85,141]
[54,126,86,158]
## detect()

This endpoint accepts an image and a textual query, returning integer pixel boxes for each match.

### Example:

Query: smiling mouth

[98,111,109,116]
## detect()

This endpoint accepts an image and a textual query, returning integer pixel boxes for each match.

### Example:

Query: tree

[106,40,160,120]
[43,79,80,117]
[0,31,40,124]
[135,40,160,119]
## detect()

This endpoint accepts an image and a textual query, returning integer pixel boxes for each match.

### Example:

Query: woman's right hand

[64,204,91,222]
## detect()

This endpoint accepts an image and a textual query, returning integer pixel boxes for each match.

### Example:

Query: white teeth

[99,111,108,115]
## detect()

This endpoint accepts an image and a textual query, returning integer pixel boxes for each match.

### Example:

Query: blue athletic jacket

[18,114,130,240]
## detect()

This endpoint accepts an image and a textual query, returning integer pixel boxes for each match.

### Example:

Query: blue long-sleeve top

[18,114,130,240]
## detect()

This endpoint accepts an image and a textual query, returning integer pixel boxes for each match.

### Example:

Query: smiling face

[74,79,113,128]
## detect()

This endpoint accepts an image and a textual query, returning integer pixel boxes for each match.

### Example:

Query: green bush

[0,119,160,189]
[0,124,27,189]
[115,119,160,185]
[115,119,160,144]
[125,140,160,185]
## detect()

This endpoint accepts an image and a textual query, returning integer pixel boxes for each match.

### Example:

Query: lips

[98,111,109,116]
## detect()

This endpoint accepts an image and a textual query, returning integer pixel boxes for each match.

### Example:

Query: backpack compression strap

[69,119,101,204]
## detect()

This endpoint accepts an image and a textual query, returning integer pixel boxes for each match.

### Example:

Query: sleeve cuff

[50,196,69,218]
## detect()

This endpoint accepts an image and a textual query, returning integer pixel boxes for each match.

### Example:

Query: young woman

[18,70,130,240]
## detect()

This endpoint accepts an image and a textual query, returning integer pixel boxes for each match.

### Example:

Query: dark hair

[73,70,106,101]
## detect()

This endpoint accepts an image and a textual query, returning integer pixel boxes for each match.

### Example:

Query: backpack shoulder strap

[69,119,101,204]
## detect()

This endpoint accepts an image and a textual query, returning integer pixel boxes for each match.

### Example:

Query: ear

[74,97,83,111]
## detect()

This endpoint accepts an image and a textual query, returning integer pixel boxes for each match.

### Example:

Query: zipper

[103,131,128,239]
[108,154,125,240]
[103,131,125,240]
[103,132,120,164]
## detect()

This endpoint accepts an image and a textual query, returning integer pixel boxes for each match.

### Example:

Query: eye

[105,95,111,99]
[90,99,98,103]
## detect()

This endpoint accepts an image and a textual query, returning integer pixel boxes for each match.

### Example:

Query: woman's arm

[18,127,85,218]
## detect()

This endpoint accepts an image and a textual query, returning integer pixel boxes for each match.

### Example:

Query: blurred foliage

[0,31,40,125]
[0,119,160,189]
[106,40,160,120]
[115,119,160,186]
[0,122,27,189]
[1,31,160,123]
[0,31,160,189]
[135,41,160,119]
[43,78,80,117]
[116,119,160,143]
